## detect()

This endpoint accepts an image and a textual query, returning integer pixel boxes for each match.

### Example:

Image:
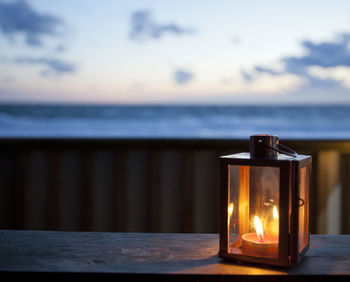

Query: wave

[0,105,350,138]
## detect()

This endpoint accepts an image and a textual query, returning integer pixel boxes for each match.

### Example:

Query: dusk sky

[1,0,350,104]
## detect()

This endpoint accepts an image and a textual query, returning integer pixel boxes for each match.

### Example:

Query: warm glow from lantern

[228,203,234,217]
[273,205,278,220]
[254,215,264,241]
[272,205,279,236]
[227,203,234,230]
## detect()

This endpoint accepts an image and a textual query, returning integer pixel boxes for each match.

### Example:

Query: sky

[1,0,350,104]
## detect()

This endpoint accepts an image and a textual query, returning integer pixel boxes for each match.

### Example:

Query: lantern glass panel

[298,166,310,253]
[228,165,280,259]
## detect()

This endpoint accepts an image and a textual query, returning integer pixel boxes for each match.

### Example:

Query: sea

[0,105,350,139]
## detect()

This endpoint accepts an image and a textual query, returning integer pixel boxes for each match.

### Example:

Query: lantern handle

[267,143,298,158]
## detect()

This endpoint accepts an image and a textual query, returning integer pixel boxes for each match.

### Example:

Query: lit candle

[241,215,278,258]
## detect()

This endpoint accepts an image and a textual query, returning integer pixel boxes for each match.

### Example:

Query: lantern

[219,135,311,267]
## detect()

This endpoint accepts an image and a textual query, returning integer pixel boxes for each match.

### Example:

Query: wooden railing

[0,138,349,234]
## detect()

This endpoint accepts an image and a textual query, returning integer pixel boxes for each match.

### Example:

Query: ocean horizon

[1,104,350,139]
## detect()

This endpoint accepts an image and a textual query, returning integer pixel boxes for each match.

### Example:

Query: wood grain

[0,230,349,281]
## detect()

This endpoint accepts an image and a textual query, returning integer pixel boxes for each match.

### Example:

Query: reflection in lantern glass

[227,165,280,259]
[254,215,264,241]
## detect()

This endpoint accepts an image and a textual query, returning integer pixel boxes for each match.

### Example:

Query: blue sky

[1,0,350,104]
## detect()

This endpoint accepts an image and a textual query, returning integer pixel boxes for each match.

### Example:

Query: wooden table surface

[0,230,349,281]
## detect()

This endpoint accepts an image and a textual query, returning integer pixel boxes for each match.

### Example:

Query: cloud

[240,65,306,93]
[174,69,194,85]
[241,70,253,81]
[245,73,305,93]
[308,65,350,89]
[227,72,306,94]
[248,34,350,91]
[254,66,281,76]
[129,10,194,41]
[0,75,15,84]
[231,36,242,44]
[283,35,350,75]
[55,44,66,53]
[13,56,76,76]
[0,0,63,46]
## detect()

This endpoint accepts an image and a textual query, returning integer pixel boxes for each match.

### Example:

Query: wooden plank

[58,151,84,231]
[91,151,116,232]
[115,150,128,231]
[149,151,162,232]
[0,231,349,280]
[316,151,341,234]
[126,150,150,232]
[47,151,60,230]
[193,151,219,233]
[1,138,350,154]
[159,150,185,232]
[14,151,28,229]
[25,151,48,230]
[182,151,195,233]
[341,154,350,234]
[82,151,94,231]
[0,151,16,229]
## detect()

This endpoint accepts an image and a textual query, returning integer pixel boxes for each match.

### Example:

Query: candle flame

[273,205,279,220]
[228,203,234,217]
[254,215,264,241]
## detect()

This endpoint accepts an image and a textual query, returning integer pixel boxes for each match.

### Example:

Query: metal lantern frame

[219,151,311,267]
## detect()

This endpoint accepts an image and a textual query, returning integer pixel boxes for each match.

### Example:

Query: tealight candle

[241,215,278,258]
[242,233,278,258]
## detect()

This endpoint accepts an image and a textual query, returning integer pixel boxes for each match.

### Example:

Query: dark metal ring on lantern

[267,143,298,158]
